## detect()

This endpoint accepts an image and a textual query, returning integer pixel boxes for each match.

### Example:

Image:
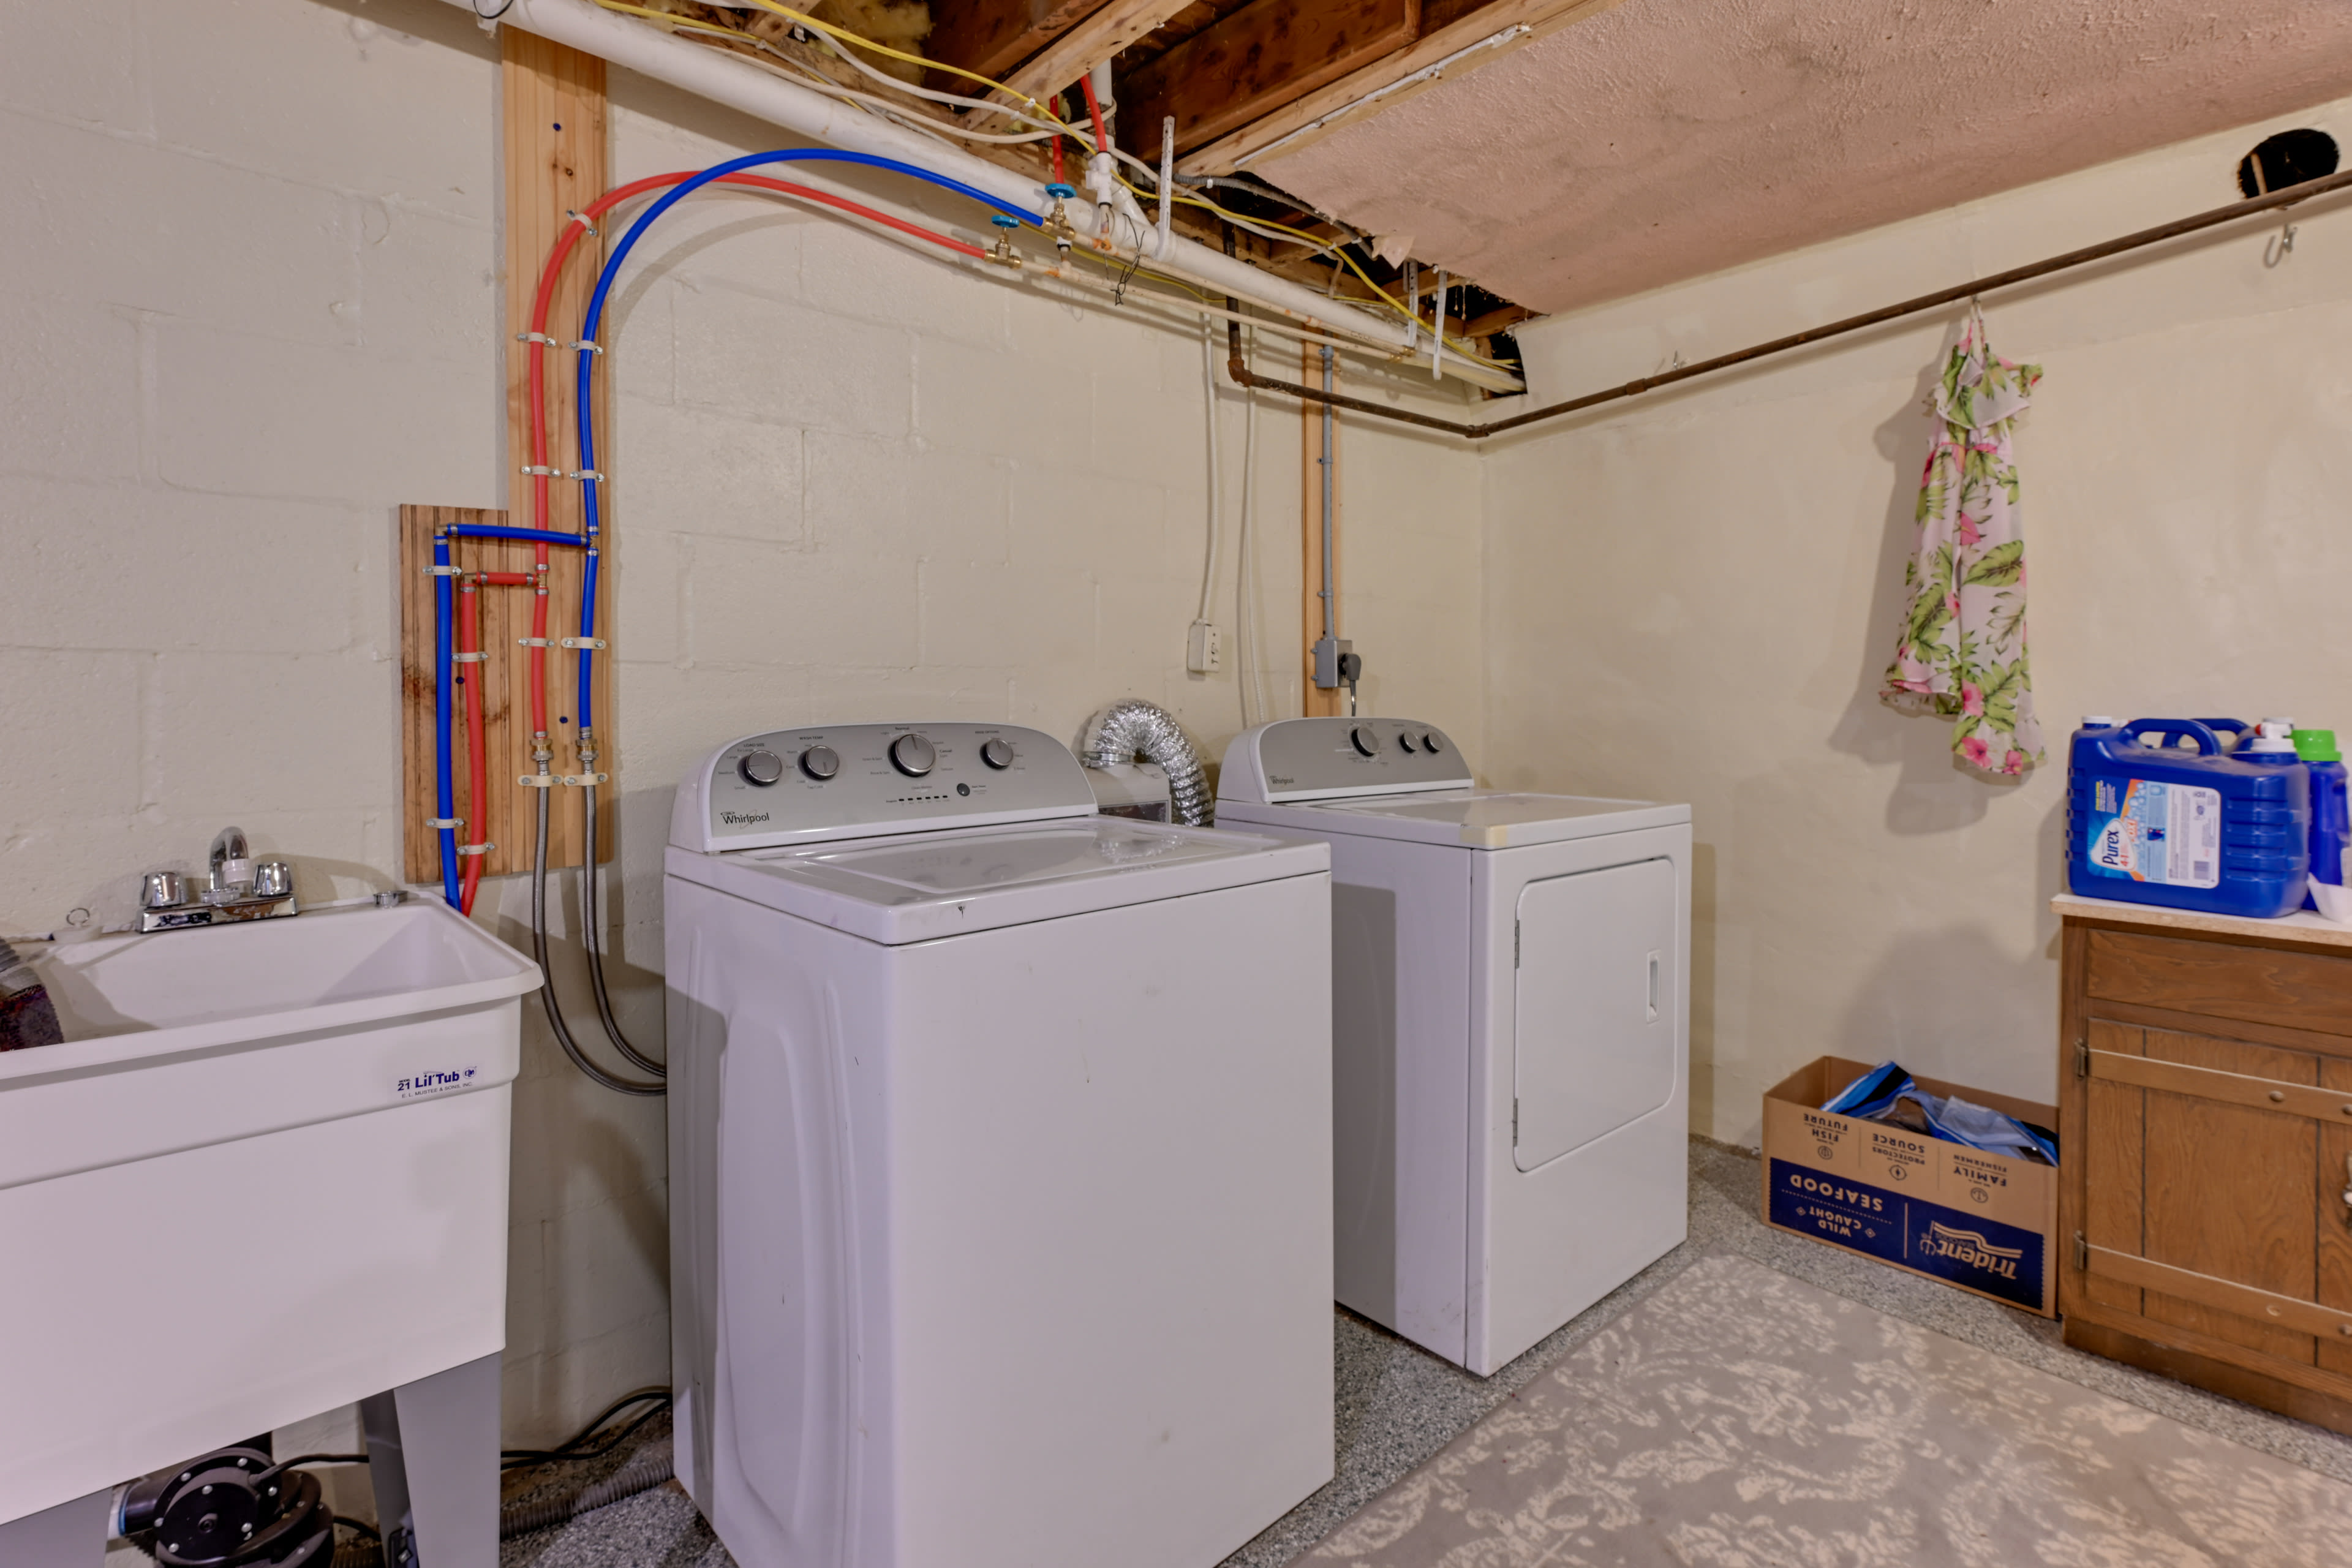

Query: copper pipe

[1226,167,2352,440]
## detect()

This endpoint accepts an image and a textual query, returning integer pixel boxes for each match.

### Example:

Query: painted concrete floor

[497,1137,2352,1567]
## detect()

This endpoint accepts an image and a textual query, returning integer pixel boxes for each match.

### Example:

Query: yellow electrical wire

[594,0,1506,365]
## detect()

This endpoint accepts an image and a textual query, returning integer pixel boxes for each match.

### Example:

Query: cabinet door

[1512,858,1676,1172]
[2081,1021,2352,1369]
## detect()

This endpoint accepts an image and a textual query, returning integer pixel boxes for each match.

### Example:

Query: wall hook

[2266,223,2299,268]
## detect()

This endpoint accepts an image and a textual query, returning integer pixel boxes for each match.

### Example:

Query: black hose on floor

[499,1444,676,1540]
[315,1446,677,1565]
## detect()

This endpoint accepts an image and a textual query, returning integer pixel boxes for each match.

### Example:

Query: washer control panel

[673,722,1098,851]
[1219,717,1474,804]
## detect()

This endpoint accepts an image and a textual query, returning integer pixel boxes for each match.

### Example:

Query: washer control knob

[1396,733,1418,754]
[889,733,937,777]
[1420,733,1442,754]
[799,745,840,781]
[1350,725,1378,757]
[738,749,786,786]
[980,737,1015,769]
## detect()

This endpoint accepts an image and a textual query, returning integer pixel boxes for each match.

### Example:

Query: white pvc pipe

[453,0,1523,393]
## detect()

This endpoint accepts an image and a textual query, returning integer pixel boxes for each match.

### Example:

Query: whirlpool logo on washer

[720,810,771,826]
[397,1066,481,1101]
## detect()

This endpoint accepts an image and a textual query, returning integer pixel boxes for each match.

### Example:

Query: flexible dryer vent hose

[1079,701,1212,826]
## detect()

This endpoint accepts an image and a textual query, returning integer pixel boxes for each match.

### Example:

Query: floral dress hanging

[1882,307,2045,775]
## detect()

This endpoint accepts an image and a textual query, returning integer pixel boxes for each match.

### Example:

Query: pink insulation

[1257,0,2352,314]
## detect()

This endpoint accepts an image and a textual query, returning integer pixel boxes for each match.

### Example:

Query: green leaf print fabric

[1882,309,2045,775]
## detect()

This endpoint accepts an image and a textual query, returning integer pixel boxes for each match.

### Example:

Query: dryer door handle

[1646,951,1660,1024]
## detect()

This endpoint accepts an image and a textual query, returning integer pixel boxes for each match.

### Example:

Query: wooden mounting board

[399,505,613,884]
[391,33,616,889]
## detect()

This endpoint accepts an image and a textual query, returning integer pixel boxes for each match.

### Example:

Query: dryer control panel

[1219,717,1475,804]
[671,722,1097,852]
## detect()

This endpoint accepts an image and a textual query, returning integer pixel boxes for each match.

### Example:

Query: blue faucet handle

[1044,183,1077,199]
[991,214,1020,230]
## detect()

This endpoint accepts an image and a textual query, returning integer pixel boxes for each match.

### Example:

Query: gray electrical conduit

[1080,701,1213,826]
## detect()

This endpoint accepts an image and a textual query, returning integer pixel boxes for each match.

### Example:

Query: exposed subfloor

[498,1137,2352,1567]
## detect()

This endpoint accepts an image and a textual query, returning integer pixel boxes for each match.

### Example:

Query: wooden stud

[390,29,614,888]
[1300,339,1341,717]
[927,0,1115,89]
[505,29,611,870]
[1121,0,1420,154]
[1180,0,1628,175]
[994,0,1200,108]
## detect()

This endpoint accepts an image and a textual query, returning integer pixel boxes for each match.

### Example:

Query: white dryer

[664,722,1333,1568]
[1218,717,1690,1376]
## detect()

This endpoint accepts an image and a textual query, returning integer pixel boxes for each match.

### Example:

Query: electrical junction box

[1188,621,1223,674]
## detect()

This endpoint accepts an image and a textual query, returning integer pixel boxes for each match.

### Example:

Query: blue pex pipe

[433,532,460,908]
[570,149,1031,720]
[447,523,591,547]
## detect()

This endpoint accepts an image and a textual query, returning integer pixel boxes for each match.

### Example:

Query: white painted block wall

[0,0,1485,1449]
[1488,93,2352,1145]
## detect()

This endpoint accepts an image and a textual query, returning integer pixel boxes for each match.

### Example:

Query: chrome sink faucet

[139,826,298,932]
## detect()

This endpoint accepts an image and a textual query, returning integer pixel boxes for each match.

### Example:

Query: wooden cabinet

[2057,894,2352,1435]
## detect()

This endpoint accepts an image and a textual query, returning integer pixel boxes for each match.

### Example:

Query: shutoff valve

[986,214,1023,269]
[1042,183,1079,257]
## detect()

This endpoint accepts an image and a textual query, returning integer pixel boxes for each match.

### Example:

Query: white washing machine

[664,722,1334,1568]
[1218,717,1690,1376]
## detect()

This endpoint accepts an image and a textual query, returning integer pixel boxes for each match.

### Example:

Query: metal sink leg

[361,1351,501,1567]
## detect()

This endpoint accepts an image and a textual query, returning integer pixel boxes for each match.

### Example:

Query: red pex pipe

[1079,73,1109,153]
[518,170,986,734]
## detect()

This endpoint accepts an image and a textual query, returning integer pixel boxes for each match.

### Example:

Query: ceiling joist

[1122,0,1420,156]
[990,0,1199,107]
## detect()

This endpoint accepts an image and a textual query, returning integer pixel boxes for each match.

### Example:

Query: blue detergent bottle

[2068,717,2309,918]
[2293,726,2350,919]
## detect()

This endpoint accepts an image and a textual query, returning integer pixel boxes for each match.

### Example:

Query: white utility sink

[0,899,541,1532]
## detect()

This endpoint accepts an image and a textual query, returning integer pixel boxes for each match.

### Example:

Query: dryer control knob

[1350,725,1378,757]
[738,749,785,786]
[889,733,937,777]
[1419,733,1442,754]
[799,745,840,781]
[980,737,1014,769]
[1395,732,1418,753]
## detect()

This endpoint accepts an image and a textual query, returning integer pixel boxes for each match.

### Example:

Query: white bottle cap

[2262,717,2296,733]
[2081,715,2116,728]
[2248,733,2299,753]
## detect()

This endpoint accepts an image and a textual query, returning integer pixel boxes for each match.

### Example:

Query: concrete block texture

[0,478,371,654]
[1,111,364,346]
[671,276,912,437]
[0,0,146,137]
[0,293,141,482]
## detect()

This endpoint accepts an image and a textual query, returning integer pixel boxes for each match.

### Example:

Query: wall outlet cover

[1186,620,1222,674]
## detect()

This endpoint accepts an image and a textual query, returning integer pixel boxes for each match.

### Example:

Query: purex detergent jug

[2067,717,2309,918]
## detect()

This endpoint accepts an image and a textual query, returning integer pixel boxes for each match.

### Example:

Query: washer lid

[665,818,1328,944]
[1223,789,1690,849]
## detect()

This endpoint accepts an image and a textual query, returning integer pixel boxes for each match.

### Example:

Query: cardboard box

[1761,1056,2059,1316]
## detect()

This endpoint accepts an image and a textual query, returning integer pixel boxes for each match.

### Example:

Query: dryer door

[1512,857,1676,1171]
